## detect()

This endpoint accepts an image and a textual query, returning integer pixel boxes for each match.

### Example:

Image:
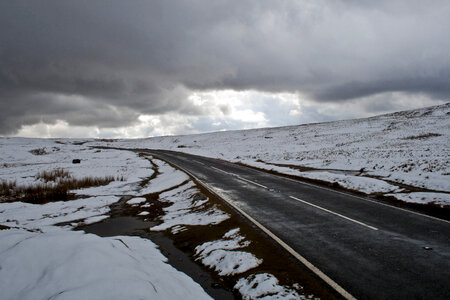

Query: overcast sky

[1,0,449,138]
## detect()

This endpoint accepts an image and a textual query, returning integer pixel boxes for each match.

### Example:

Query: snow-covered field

[0,139,306,299]
[101,103,450,206]
[0,140,211,299]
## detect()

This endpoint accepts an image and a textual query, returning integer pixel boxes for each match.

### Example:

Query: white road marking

[211,166,268,189]
[283,176,450,224]
[236,176,268,189]
[194,160,205,165]
[211,166,231,175]
[289,196,378,231]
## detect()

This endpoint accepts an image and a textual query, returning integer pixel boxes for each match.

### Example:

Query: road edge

[150,151,358,300]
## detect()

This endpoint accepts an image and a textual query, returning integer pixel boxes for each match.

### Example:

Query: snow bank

[388,192,450,206]
[235,273,303,300]
[300,171,401,194]
[195,229,262,276]
[0,228,212,300]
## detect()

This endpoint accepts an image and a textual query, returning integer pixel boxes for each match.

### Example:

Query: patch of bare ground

[0,169,122,204]
[402,133,442,140]
[0,224,10,230]
[29,147,61,155]
[177,144,201,149]
[97,138,117,143]
[137,153,159,187]
[71,140,88,145]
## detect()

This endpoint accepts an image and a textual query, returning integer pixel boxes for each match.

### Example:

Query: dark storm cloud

[313,77,450,102]
[0,0,449,135]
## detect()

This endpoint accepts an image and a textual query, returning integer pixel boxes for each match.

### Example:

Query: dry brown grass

[1,169,123,204]
[403,133,442,140]
[29,148,48,155]
[36,169,71,182]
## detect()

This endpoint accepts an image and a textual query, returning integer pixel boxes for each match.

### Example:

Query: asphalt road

[145,149,450,300]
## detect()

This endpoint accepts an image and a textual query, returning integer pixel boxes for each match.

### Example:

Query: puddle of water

[82,216,151,236]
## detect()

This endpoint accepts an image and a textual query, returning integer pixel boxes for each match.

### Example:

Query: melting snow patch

[171,225,188,234]
[127,197,147,205]
[0,195,119,231]
[200,250,262,276]
[151,181,229,232]
[196,228,250,254]
[195,229,261,276]
[83,215,109,225]
[235,273,304,300]
[139,159,189,194]
[300,171,401,194]
[387,192,450,206]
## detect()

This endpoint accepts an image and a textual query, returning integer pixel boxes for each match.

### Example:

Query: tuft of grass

[29,148,48,155]
[36,169,71,183]
[1,169,121,204]
[1,180,17,198]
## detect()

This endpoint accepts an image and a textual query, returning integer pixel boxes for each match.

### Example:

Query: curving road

[145,149,450,300]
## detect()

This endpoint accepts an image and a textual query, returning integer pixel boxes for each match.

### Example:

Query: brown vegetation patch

[403,133,442,140]
[0,169,123,204]
[36,168,71,182]
[29,147,61,155]
[29,148,48,155]
[0,224,10,230]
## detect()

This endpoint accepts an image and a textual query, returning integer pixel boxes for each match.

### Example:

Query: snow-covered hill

[108,103,450,206]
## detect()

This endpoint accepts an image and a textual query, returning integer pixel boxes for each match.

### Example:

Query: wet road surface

[145,149,450,300]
